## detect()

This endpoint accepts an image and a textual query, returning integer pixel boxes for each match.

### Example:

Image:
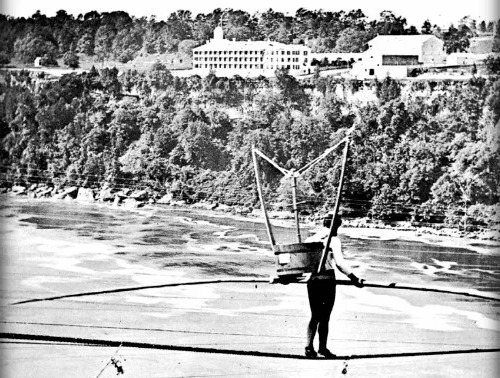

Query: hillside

[1,63,499,234]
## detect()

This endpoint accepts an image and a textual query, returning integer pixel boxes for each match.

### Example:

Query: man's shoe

[305,346,317,358]
[318,348,335,358]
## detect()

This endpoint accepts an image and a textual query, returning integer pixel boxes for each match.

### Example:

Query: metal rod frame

[252,136,350,249]
[317,139,350,274]
[252,147,276,248]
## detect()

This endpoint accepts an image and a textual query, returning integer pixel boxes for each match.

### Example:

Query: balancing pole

[317,138,350,274]
[252,147,276,248]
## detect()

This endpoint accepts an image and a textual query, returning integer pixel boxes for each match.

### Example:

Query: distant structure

[310,52,363,65]
[192,27,312,77]
[469,35,495,54]
[351,35,447,79]
[34,57,42,67]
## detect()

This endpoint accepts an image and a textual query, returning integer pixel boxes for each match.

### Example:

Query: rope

[11,278,500,306]
[1,332,498,361]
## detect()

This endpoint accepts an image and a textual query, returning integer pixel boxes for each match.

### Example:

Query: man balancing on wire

[304,213,365,358]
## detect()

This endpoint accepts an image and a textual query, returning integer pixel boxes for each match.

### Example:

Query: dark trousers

[306,277,336,350]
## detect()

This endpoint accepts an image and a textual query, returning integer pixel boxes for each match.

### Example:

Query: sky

[1,0,498,28]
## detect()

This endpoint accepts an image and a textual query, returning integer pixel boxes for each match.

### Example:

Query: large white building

[192,27,312,77]
[351,35,447,79]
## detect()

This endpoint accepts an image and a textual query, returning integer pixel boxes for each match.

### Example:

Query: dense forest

[0,8,498,67]
[1,61,499,230]
[0,8,499,232]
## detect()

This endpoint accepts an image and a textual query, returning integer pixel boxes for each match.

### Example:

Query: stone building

[192,27,312,77]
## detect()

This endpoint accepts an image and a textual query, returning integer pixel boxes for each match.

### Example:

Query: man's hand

[348,273,364,288]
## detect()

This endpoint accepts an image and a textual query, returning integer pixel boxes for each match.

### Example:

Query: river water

[3,196,498,291]
[1,196,499,377]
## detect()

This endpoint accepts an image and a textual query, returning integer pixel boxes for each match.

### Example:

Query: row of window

[194,50,264,55]
[270,50,307,55]
[194,63,265,69]
[194,57,264,62]
[193,63,304,71]
[192,57,307,63]
[193,50,308,56]
[267,65,302,70]
[269,57,302,62]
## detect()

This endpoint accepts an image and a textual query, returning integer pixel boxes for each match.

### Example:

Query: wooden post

[291,172,301,243]
[317,139,350,274]
[252,148,276,248]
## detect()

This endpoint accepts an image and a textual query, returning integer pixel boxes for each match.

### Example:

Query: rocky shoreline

[3,183,500,242]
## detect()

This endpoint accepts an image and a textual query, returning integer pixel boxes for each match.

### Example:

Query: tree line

[1,64,499,230]
[0,8,498,67]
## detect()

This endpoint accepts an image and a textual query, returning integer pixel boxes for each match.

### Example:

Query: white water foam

[344,289,500,332]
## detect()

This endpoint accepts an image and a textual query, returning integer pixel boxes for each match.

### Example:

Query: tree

[94,24,116,63]
[145,62,174,92]
[77,32,95,55]
[40,55,58,66]
[14,32,59,63]
[479,21,487,34]
[375,77,401,104]
[493,20,500,52]
[178,39,199,55]
[274,68,308,110]
[443,24,473,53]
[0,52,10,65]
[421,20,432,34]
[375,10,407,35]
[485,77,500,124]
[63,51,79,68]
[334,27,370,52]
[430,142,494,229]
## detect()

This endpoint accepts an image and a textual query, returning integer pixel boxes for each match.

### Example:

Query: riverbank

[3,183,500,250]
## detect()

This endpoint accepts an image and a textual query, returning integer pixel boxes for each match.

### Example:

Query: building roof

[193,39,309,51]
[366,35,442,55]
[193,26,309,52]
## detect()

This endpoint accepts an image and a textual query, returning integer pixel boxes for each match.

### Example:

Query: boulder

[170,200,187,207]
[123,198,144,209]
[114,190,130,199]
[157,193,173,204]
[11,185,27,195]
[251,209,263,217]
[76,188,95,202]
[38,186,53,197]
[233,206,252,215]
[54,186,78,200]
[216,204,232,212]
[268,210,294,219]
[29,183,38,191]
[130,189,148,201]
[98,187,114,202]
[191,202,218,210]
[113,195,122,207]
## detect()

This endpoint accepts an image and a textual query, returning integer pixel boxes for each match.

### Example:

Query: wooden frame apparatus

[252,133,352,275]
